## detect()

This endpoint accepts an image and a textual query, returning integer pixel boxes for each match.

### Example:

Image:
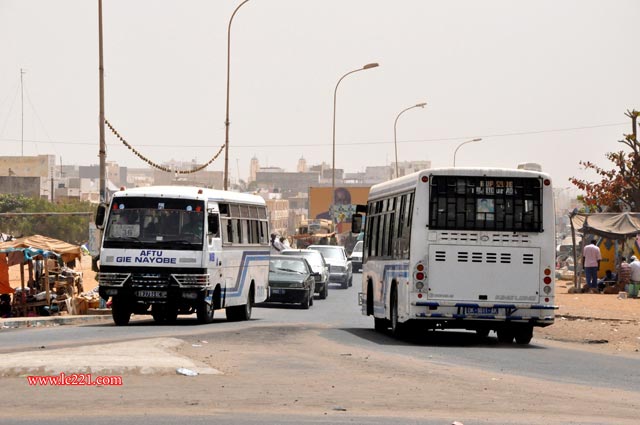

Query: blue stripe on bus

[415,301,440,307]
[373,263,410,314]
[226,250,269,298]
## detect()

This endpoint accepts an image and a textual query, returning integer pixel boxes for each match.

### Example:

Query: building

[0,155,57,198]
[249,156,260,183]
[255,170,320,198]
[393,160,432,178]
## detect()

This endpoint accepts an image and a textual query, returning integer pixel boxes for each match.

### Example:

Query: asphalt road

[2,274,638,393]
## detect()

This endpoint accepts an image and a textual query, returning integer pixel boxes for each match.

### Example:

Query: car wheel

[301,289,311,309]
[319,283,328,300]
[341,278,349,289]
[348,275,353,287]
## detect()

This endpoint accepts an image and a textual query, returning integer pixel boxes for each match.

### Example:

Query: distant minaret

[297,156,307,172]
[249,156,259,183]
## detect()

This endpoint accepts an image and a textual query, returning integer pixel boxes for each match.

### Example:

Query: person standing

[628,256,640,297]
[270,233,285,255]
[582,239,601,290]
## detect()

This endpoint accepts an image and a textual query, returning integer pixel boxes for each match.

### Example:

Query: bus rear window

[428,176,543,232]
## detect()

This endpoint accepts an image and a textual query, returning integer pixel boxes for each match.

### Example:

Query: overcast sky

[1,0,638,191]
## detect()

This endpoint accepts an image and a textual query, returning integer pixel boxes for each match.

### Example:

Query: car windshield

[281,251,323,267]
[269,258,308,274]
[310,246,343,259]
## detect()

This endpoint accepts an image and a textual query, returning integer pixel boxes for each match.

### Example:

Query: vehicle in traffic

[267,255,316,309]
[307,245,352,289]
[350,241,363,273]
[95,186,270,325]
[352,167,557,344]
[280,249,329,299]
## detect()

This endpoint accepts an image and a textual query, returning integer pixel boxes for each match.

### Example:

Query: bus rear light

[544,179,551,186]
[417,293,423,298]
[421,176,428,183]
[415,272,425,281]
[544,268,551,276]
[545,297,550,303]
[198,189,203,194]
[416,264,424,272]
[543,277,551,284]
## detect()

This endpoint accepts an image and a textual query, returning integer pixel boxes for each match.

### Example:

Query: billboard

[309,186,370,234]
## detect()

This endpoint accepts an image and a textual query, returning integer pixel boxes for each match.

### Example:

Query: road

[1,274,639,424]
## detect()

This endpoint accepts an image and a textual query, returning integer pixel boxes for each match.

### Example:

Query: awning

[0,235,82,263]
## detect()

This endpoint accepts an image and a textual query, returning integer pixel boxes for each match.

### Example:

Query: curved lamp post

[331,62,379,207]
[393,102,427,178]
[453,138,483,167]
[224,0,250,190]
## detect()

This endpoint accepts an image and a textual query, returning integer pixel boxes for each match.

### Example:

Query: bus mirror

[208,213,220,236]
[95,204,107,230]
[352,214,363,234]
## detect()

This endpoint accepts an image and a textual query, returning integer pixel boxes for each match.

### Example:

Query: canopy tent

[0,235,82,264]
[570,212,640,240]
[568,212,640,288]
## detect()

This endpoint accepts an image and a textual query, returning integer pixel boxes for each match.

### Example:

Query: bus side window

[208,213,220,237]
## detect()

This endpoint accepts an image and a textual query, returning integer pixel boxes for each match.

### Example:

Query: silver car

[281,249,330,299]
[308,245,352,289]
[350,240,363,273]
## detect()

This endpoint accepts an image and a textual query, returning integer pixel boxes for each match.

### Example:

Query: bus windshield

[103,197,205,248]
[429,175,543,232]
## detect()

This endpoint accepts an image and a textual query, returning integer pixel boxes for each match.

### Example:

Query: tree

[571,110,640,212]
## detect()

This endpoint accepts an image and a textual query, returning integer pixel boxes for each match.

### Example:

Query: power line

[0,121,628,148]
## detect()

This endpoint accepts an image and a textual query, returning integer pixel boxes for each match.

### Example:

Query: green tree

[571,110,640,212]
[0,195,96,244]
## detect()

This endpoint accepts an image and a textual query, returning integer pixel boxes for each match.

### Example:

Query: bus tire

[112,297,131,326]
[514,326,533,345]
[197,292,215,324]
[227,286,253,321]
[152,305,166,323]
[390,286,405,338]
[497,328,515,344]
[476,328,490,339]
[374,317,388,332]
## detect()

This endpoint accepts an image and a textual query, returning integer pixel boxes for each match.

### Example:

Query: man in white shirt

[270,233,285,255]
[582,239,601,290]
[628,256,640,298]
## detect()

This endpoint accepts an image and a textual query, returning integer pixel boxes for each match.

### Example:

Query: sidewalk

[1,310,113,329]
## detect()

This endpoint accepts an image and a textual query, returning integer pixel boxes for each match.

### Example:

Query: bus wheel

[112,297,131,326]
[476,328,490,339]
[390,287,405,338]
[227,287,253,321]
[497,328,515,344]
[374,317,388,332]
[197,293,215,324]
[151,305,166,323]
[514,326,533,345]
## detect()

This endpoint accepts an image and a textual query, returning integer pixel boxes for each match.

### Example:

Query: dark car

[281,249,330,299]
[267,255,317,309]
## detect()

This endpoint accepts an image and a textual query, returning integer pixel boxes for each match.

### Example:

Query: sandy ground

[9,257,640,356]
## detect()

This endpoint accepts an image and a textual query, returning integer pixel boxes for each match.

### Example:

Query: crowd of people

[579,238,640,297]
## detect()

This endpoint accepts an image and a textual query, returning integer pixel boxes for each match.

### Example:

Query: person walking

[582,239,601,290]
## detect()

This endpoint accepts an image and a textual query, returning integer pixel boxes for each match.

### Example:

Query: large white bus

[95,186,270,325]
[352,167,556,344]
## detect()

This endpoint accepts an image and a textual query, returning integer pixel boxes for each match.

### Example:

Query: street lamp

[453,138,483,167]
[331,62,379,214]
[393,102,427,178]
[224,0,250,190]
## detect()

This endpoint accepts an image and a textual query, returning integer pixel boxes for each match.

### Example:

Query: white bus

[352,167,556,344]
[95,186,270,325]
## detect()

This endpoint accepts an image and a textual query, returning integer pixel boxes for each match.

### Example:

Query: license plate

[136,290,167,298]
[271,288,285,295]
[463,307,499,315]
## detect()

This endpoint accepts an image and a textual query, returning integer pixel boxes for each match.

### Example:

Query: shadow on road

[340,327,544,349]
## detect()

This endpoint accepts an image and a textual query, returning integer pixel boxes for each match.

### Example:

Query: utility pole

[98,0,106,203]
[20,68,25,156]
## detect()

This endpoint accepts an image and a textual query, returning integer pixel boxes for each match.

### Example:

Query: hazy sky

[1,0,639,190]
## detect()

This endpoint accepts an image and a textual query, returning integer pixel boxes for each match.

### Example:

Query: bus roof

[111,186,266,206]
[368,167,552,200]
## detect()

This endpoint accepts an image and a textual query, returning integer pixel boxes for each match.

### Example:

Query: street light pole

[393,102,427,178]
[98,0,106,203]
[224,0,250,191]
[331,62,379,212]
[453,138,483,167]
